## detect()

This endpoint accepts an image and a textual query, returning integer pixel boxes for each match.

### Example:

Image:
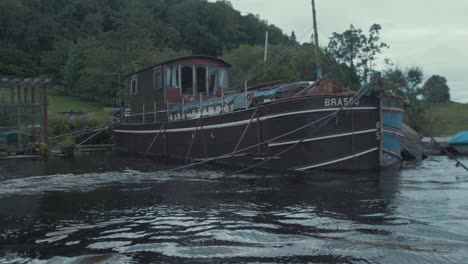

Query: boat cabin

[127,56,231,114]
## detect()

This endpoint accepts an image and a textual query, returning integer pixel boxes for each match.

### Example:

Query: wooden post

[23,87,27,105]
[17,86,22,152]
[41,85,48,144]
[31,87,36,139]
[31,87,35,104]
[142,104,145,123]
[17,86,21,105]
[10,87,14,103]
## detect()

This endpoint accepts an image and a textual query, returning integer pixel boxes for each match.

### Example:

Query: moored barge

[113,56,404,171]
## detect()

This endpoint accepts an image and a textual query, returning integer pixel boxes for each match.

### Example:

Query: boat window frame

[181,64,195,95]
[196,65,208,95]
[208,66,219,95]
[165,64,180,89]
[219,68,229,90]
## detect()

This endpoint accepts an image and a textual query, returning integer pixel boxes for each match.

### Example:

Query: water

[0,154,467,263]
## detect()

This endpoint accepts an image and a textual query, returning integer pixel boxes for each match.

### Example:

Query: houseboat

[112,55,404,171]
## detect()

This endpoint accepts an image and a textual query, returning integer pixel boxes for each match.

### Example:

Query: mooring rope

[219,109,338,178]
[185,113,204,164]
[76,122,114,147]
[49,122,114,141]
[144,122,166,156]
[160,79,374,174]
[232,107,259,154]
[390,98,468,175]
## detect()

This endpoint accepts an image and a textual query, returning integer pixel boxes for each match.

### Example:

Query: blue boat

[448,131,468,155]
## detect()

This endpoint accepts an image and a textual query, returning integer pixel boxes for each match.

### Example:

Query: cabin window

[181,65,193,94]
[196,66,207,94]
[208,67,219,95]
[166,65,179,88]
[219,68,228,89]
[153,67,161,90]
[130,76,137,95]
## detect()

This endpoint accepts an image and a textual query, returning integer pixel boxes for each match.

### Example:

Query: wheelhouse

[127,56,231,115]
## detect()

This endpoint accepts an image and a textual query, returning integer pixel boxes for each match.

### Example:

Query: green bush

[58,137,76,149]
[31,142,48,156]
[49,114,103,137]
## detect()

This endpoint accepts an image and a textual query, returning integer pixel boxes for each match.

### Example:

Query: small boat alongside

[448,131,468,155]
[113,55,404,171]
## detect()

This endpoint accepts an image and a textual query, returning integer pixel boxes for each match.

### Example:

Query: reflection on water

[0,154,467,263]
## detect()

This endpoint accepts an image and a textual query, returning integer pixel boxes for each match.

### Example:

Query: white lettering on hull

[324,97,360,107]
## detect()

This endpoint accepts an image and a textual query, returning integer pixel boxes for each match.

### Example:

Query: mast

[311,0,322,79]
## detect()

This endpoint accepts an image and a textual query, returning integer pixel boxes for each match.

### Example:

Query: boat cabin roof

[127,55,232,77]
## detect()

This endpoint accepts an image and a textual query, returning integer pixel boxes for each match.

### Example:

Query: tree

[222,43,359,89]
[327,24,388,84]
[382,67,426,129]
[421,75,450,104]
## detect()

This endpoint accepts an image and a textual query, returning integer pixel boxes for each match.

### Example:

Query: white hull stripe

[383,129,404,137]
[382,107,404,113]
[114,107,377,134]
[268,129,378,147]
[294,147,379,171]
[383,149,403,159]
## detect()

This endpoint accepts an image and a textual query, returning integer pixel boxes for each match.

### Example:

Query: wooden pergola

[0,76,51,150]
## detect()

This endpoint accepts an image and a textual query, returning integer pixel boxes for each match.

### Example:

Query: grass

[1,87,114,121]
[424,102,468,136]
[47,94,114,121]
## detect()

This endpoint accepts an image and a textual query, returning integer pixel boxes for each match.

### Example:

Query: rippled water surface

[1,154,467,263]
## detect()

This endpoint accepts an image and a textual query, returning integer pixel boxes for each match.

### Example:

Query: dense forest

[1,0,451,115]
[0,0,358,102]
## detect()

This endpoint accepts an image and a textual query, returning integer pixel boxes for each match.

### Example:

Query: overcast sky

[224,0,468,103]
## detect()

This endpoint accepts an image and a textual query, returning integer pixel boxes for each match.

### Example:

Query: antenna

[311,0,322,79]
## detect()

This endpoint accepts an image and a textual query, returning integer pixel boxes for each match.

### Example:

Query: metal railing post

[199,93,202,116]
[221,88,224,114]
[154,102,157,123]
[182,96,185,119]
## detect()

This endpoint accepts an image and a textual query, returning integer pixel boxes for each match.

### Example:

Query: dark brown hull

[113,94,393,171]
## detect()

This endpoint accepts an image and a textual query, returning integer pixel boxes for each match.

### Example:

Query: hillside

[424,102,468,136]
[0,0,360,104]
[0,0,291,99]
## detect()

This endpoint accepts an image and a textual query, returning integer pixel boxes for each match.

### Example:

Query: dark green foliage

[421,75,450,104]
[223,43,360,90]
[327,24,388,84]
[383,67,427,130]
[0,0,294,102]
